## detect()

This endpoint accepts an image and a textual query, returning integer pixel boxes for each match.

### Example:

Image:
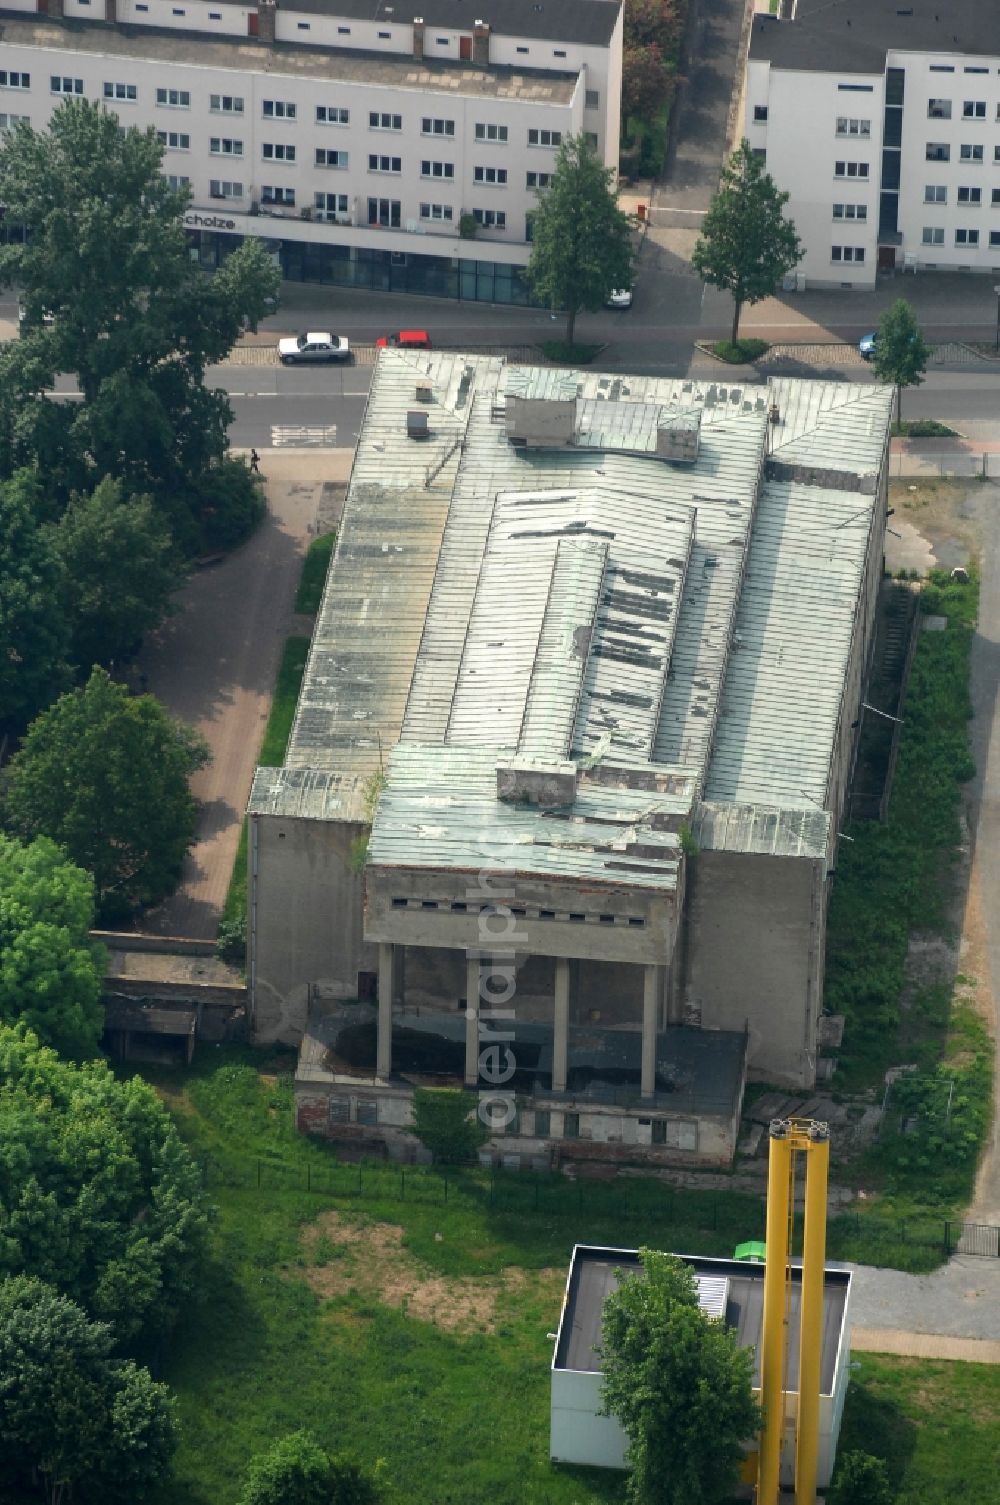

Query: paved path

[137,450,351,940]
[848,1255,1000,1360]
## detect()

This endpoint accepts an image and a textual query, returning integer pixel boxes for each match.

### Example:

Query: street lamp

[994,284,1000,351]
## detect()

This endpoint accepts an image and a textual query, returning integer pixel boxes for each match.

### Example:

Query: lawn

[836,1352,1000,1504]
[294,531,337,615]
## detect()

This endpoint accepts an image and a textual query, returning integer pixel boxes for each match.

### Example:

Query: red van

[375,329,432,349]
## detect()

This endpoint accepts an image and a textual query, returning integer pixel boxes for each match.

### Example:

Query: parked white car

[606,287,633,309]
[277,332,350,364]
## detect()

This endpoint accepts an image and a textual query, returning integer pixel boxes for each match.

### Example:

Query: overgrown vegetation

[217,636,310,964]
[892,419,957,438]
[542,340,604,365]
[409,1088,489,1164]
[620,0,686,181]
[293,532,337,616]
[708,337,770,364]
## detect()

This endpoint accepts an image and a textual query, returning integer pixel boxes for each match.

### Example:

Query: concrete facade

[747,1,1000,287]
[248,355,894,1165]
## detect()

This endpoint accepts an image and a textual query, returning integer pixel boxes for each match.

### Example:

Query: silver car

[277,331,350,364]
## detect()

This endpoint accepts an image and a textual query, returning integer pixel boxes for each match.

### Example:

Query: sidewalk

[847,1254,1000,1362]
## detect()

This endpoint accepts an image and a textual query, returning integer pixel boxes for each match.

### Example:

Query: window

[317,105,349,125]
[377,29,391,38]
[838,82,874,91]
[995,146,1000,163]
[924,184,947,203]
[927,98,952,118]
[156,87,190,107]
[528,127,561,147]
[585,131,598,149]
[991,231,1000,247]
[210,137,244,156]
[422,116,455,136]
[262,143,296,162]
[955,227,980,245]
[315,147,348,168]
[297,21,310,28]
[209,179,242,198]
[472,207,506,228]
[135,4,148,9]
[554,48,566,57]
[314,192,349,218]
[831,245,865,262]
[51,77,84,95]
[929,64,955,73]
[922,226,945,244]
[834,160,869,178]
[369,111,402,131]
[836,116,871,136]
[992,188,1000,205]
[926,142,951,160]
[165,173,189,188]
[338,25,350,33]
[103,82,137,102]
[526,170,551,189]
[367,197,401,227]
[964,65,988,73]
[961,143,984,161]
[753,104,768,122]
[436,36,449,44]
[261,185,295,205]
[963,100,986,118]
[516,45,528,54]
[209,10,221,16]
[534,1109,551,1137]
[475,122,508,142]
[368,154,401,173]
[833,202,867,220]
[157,130,190,150]
[474,165,507,184]
[171,7,185,14]
[420,160,454,179]
[210,95,244,113]
[0,71,31,90]
[562,1112,580,1139]
[263,100,296,119]
[420,202,454,221]
[958,186,982,205]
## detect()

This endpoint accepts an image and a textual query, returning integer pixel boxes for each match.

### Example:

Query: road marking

[271,424,338,447]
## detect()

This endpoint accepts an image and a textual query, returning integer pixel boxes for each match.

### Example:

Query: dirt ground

[886,479,1000,1226]
[298,1211,562,1335]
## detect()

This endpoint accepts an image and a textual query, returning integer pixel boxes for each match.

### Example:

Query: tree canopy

[0,470,69,732]
[0,1024,208,1344]
[52,477,181,673]
[600,1249,760,1505]
[870,298,929,419]
[239,1430,382,1505]
[526,134,633,344]
[0,100,276,553]
[409,1088,489,1163]
[0,834,104,1059]
[0,1274,176,1505]
[692,140,802,343]
[4,667,209,923]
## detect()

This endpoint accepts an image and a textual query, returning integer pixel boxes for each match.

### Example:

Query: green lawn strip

[822,572,991,1220]
[293,531,337,615]
[219,635,310,934]
[836,1353,1000,1504]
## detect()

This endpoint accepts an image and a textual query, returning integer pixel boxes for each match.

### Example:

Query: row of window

[926,142,1000,161]
[926,184,1000,204]
[927,98,1000,120]
[831,245,865,263]
[923,227,1000,247]
[199,184,510,230]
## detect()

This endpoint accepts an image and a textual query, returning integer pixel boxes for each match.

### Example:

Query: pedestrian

[250,448,261,474]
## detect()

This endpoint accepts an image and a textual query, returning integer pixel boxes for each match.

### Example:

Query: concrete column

[552,957,570,1093]
[465,952,480,1088]
[641,964,659,1098]
[377,942,395,1078]
[393,946,406,1007]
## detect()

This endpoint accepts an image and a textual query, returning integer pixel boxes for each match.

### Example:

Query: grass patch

[835,1353,1000,1503]
[893,419,958,438]
[294,531,336,615]
[709,337,770,364]
[218,636,310,955]
[542,339,602,365]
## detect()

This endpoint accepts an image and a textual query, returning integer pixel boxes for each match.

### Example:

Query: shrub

[709,337,770,363]
[409,1088,489,1163]
[541,339,602,365]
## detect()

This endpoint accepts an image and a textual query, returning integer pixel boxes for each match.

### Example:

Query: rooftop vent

[655,407,702,463]
[406,409,430,439]
[496,759,578,809]
[415,379,433,402]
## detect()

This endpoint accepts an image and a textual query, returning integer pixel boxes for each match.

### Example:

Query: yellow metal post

[757,1122,793,1505]
[794,1124,830,1505]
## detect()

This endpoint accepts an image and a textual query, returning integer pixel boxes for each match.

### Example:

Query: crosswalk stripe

[271,424,338,447]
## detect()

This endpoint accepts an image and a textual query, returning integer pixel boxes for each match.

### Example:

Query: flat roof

[555,1245,851,1395]
[749,1,1000,73]
[0,16,579,99]
[254,0,624,47]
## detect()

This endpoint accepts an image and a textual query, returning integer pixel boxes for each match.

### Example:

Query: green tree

[600,1249,760,1505]
[0,1024,208,1343]
[624,0,684,53]
[526,134,633,344]
[622,43,671,124]
[692,140,802,343]
[409,1087,489,1163]
[0,1275,176,1505]
[830,1450,893,1505]
[0,834,104,1059]
[0,470,69,732]
[52,478,181,672]
[870,298,929,422]
[239,1430,381,1505]
[4,667,209,922]
[0,100,277,550]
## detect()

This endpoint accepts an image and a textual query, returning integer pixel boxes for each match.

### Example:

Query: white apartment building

[0,0,622,302]
[745,0,1000,289]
